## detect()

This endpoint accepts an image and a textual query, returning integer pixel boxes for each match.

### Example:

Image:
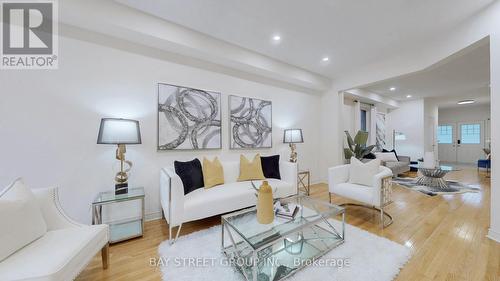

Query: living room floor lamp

[97,118,142,195]
[283,129,304,163]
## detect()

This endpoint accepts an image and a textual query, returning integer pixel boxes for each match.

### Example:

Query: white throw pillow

[348,157,381,186]
[375,152,398,162]
[0,178,47,261]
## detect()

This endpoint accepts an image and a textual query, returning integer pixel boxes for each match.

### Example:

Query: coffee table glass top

[222,195,344,250]
[408,164,459,171]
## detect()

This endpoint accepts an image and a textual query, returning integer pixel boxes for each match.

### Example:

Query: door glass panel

[437,125,453,144]
[460,124,481,144]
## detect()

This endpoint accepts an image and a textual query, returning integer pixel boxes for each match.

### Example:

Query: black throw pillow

[261,155,281,179]
[364,152,376,159]
[174,159,204,195]
[382,149,399,161]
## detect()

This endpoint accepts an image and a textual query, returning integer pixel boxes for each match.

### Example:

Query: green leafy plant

[343,130,376,160]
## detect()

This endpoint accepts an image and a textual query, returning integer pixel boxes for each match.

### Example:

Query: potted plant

[343,130,376,162]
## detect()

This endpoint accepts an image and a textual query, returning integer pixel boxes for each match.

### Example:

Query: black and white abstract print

[158,84,221,150]
[376,112,386,151]
[229,95,272,149]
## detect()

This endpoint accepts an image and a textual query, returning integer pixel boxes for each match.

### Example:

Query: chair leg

[169,223,183,245]
[329,193,332,204]
[380,208,384,229]
[339,203,393,228]
[101,243,109,269]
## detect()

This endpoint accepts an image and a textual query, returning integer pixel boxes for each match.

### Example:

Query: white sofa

[160,160,297,243]
[328,164,393,228]
[0,187,109,281]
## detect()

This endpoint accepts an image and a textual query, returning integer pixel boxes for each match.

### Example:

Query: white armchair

[328,164,394,228]
[0,187,109,281]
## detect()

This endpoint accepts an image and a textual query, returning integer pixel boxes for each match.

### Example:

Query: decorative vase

[257,181,274,224]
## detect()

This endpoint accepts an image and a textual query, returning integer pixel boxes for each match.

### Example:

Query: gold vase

[257,181,274,224]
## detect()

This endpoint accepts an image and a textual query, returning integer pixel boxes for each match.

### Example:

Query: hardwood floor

[77,167,500,281]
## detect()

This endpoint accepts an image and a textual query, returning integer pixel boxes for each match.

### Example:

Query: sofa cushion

[384,161,407,169]
[183,179,294,222]
[0,178,47,262]
[348,157,381,186]
[174,159,204,194]
[261,155,281,179]
[221,161,239,183]
[0,225,108,281]
[202,157,225,188]
[382,149,400,161]
[375,152,398,162]
[238,154,265,181]
[333,182,375,205]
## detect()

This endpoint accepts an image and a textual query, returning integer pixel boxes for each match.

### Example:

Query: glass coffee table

[221,195,345,281]
[409,164,460,189]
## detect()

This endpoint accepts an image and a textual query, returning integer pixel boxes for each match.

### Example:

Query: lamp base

[289,143,298,163]
[115,183,128,195]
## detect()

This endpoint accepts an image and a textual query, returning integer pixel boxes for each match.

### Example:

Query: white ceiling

[361,41,490,108]
[116,0,494,78]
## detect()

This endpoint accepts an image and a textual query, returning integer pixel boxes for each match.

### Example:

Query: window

[360,109,367,131]
[437,125,453,144]
[461,124,481,144]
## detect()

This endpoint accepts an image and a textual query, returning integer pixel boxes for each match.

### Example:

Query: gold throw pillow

[202,157,225,188]
[238,154,265,181]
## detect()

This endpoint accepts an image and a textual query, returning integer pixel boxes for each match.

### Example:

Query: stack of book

[274,201,300,220]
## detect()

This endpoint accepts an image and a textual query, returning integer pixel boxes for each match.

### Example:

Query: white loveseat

[160,160,297,242]
[0,187,109,281]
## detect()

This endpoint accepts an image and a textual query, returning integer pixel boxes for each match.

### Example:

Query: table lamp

[97,118,142,195]
[283,129,304,163]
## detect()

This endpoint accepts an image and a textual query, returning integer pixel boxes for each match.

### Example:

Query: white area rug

[158,220,411,281]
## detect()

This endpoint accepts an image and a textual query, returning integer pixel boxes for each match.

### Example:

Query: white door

[438,124,457,162]
[456,121,484,163]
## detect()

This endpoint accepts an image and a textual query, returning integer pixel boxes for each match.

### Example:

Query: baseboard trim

[487,228,500,243]
[145,211,163,222]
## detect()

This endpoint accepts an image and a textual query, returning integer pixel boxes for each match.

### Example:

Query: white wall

[439,104,491,126]
[386,99,425,160]
[342,98,357,136]
[424,99,439,164]
[0,35,322,223]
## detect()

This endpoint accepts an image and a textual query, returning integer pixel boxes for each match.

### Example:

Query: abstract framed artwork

[376,112,386,151]
[158,83,222,150]
[229,95,272,149]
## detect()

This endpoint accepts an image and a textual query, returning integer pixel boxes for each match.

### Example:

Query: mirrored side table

[298,170,311,195]
[92,187,145,243]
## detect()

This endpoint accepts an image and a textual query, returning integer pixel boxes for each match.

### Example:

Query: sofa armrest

[328,165,349,193]
[398,156,410,163]
[160,168,185,227]
[33,187,84,230]
[279,161,298,192]
[371,166,393,206]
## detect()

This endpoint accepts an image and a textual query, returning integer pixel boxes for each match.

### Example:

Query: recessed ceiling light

[406,95,412,98]
[457,100,475,105]
[322,57,329,62]
[390,87,396,91]
[272,35,281,41]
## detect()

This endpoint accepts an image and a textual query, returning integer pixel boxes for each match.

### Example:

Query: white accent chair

[160,160,298,243]
[0,187,109,281]
[328,164,394,228]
